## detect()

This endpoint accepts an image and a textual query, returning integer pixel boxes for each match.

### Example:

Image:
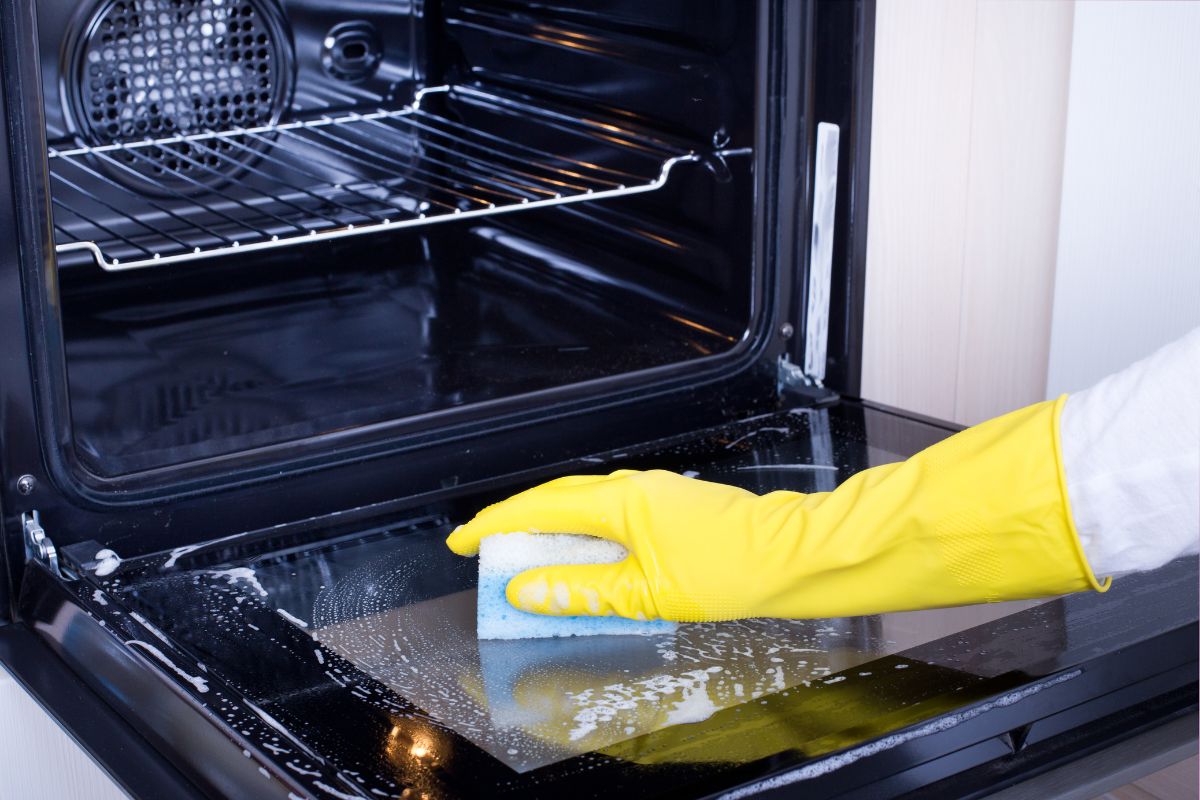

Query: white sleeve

[1061,327,1200,577]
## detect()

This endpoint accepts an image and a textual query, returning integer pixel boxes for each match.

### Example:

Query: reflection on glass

[294,528,1044,773]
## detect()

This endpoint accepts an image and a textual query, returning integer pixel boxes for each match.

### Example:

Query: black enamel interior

[44,0,757,477]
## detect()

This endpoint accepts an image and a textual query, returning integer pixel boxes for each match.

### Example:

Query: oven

[0,1,1195,798]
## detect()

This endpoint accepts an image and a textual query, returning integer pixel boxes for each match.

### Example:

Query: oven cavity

[38,0,758,481]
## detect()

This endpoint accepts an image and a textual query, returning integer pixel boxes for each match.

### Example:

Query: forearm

[1062,328,1200,577]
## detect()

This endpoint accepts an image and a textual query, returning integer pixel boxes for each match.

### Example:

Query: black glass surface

[58,403,1199,798]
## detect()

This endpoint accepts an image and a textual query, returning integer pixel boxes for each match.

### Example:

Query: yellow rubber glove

[447,397,1110,621]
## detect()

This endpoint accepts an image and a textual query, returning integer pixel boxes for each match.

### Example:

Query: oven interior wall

[40,0,758,478]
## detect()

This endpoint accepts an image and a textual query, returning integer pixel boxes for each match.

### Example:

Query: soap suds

[567,666,725,741]
[551,581,570,613]
[127,640,209,693]
[477,532,674,639]
[208,567,268,598]
[92,590,108,606]
[164,543,203,569]
[129,611,174,648]
[277,609,309,628]
[286,761,322,777]
[313,781,360,800]
[663,672,723,726]
[93,549,121,577]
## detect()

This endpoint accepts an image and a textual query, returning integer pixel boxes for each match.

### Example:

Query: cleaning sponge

[476,532,676,640]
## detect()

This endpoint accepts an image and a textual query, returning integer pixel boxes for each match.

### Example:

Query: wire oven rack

[48,85,749,271]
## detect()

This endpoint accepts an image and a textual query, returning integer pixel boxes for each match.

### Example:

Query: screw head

[780,323,795,339]
[16,475,36,495]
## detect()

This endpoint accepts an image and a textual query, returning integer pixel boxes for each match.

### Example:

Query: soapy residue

[312,781,360,800]
[129,611,175,648]
[164,542,204,569]
[566,666,726,741]
[93,549,122,577]
[277,609,309,628]
[208,567,269,598]
[127,640,210,693]
[305,542,895,773]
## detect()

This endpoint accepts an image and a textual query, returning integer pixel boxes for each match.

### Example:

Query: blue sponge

[476,532,676,640]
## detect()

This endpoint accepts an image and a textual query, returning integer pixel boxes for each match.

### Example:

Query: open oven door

[2,397,1196,800]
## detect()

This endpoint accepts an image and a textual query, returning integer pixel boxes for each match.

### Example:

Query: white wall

[861,0,1075,426]
[1045,1,1200,397]
[863,0,1200,423]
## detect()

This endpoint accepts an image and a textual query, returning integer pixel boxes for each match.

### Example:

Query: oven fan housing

[65,0,294,194]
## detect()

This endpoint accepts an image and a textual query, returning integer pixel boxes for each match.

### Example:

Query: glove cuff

[1049,394,1112,593]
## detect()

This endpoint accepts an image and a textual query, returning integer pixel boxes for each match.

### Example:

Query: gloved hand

[447,397,1109,621]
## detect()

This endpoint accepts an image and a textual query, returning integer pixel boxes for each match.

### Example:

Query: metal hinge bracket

[777,355,814,391]
[777,355,841,406]
[23,510,66,579]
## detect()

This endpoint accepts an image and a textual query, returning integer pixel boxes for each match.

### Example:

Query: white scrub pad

[476,532,676,640]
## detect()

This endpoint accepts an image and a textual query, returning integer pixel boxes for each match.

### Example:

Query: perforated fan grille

[72,0,289,189]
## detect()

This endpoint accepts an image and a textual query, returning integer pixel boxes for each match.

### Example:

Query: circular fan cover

[70,0,292,189]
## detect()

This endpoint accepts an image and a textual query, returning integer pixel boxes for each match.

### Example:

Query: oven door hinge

[777,355,839,405]
[22,511,67,580]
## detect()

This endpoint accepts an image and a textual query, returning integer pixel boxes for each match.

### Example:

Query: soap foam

[476,532,676,640]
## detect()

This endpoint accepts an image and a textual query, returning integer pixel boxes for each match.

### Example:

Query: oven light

[409,734,435,761]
